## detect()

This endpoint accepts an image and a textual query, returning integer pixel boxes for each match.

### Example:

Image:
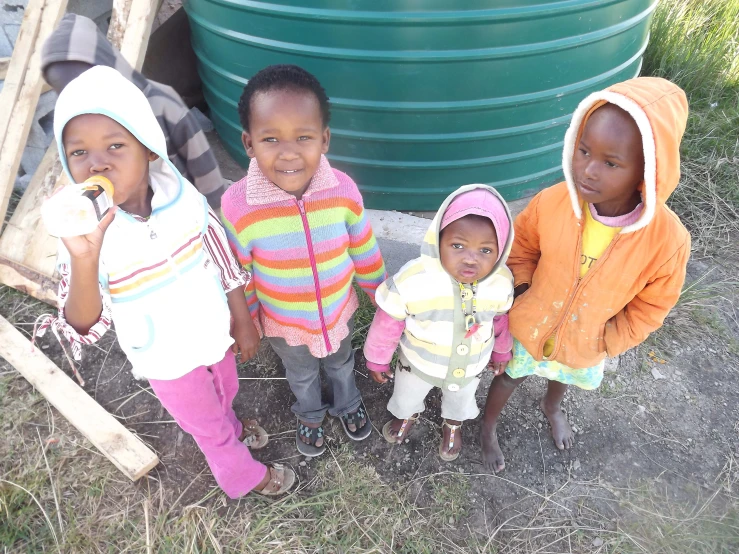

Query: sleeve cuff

[365,361,391,372]
[491,350,513,363]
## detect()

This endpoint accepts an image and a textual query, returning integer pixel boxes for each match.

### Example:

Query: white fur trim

[562,91,657,234]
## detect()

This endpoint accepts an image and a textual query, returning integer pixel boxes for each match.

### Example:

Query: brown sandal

[239,419,269,450]
[382,414,419,444]
[253,463,296,496]
[439,420,462,462]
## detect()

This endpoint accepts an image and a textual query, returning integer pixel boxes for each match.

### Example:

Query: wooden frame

[0,0,160,306]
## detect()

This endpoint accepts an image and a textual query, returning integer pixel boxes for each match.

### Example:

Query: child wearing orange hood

[481,77,691,472]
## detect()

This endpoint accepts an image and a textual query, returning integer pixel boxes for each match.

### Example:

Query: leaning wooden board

[0,315,159,480]
[0,0,161,306]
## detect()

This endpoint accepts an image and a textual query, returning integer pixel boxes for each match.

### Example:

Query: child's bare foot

[382,414,418,444]
[540,399,574,450]
[439,419,462,461]
[481,423,505,473]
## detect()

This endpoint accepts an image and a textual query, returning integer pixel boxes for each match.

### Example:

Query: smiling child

[220,65,387,457]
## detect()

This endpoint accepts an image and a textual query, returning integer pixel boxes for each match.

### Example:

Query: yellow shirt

[542,204,621,357]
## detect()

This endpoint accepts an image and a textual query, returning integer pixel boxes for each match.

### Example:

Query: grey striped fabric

[41,14,226,208]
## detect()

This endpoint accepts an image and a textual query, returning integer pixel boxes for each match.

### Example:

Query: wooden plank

[0,0,68,229]
[0,0,159,304]
[119,0,159,70]
[0,257,58,304]
[107,0,134,48]
[0,57,9,80]
[0,315,159,480]
[0,0,44,154]
[0,146,63,300]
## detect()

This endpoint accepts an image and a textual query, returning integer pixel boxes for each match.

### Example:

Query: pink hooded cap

[440,188,511,261]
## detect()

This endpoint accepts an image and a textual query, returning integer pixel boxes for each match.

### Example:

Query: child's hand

[61,206,117,261]
[231,316,260,362]
[370,368,393,384]
[488,360,508,376]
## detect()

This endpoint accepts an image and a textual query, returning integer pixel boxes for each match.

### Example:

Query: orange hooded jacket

[508,77,691,369]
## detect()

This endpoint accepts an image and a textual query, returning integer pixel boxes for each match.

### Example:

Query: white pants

[387,368,481,422]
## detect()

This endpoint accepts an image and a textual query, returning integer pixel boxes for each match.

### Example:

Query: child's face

[241,88,330,198]
[439,215,499,284]
[63,114,158,210]
[572,104,644,213]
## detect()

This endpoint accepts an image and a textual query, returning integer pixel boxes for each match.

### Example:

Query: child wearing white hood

[40,66,294,497]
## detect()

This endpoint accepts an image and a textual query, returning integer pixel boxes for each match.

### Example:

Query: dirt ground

[5,244,736,549]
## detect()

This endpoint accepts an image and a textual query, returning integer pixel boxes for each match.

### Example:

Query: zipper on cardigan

[297,199,331,353]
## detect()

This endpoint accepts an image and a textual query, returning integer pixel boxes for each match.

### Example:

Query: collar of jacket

[245,154,340,205]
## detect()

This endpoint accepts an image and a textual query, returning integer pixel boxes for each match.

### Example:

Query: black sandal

[296,420,326,457]
[340,402,372,441]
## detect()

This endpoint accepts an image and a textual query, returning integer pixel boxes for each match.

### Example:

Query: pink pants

[149,350,267,499]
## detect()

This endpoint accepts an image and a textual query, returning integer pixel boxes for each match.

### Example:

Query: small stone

[592,537,604,547]
[573,460,581,471]
[674,370,682,376]
[553,462,564,472]
[651,367,666,380]
[299,461,307,467]
[404,438,410,444]
[637,405,646,414]
[538,422,542,429]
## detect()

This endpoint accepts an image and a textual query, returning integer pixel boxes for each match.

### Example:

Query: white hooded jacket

[52,66,233,380]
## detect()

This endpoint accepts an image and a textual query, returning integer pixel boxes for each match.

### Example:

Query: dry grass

[4,370,739,554]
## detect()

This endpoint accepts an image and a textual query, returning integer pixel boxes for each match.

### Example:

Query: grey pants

[266,318,361,423]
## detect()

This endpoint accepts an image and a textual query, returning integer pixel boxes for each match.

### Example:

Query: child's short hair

[238,64,331,131]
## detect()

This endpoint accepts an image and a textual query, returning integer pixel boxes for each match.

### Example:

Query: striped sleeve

[203,207,250,292]
[54,262,113,347]
[374,277,407,321]
[346,200,387,300]
[170,110,226,209]
[220,210,260,319]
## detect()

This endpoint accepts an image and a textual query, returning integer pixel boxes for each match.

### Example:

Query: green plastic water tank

[184,0,657,210]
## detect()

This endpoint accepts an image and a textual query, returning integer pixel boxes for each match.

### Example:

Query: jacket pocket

[402,328,440,366]
[131,315,155,353]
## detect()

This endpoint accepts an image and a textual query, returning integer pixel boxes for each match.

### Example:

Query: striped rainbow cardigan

[221,155,387,358]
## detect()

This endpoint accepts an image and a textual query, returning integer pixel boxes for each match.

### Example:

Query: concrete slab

[3,22,18,45]
[20,145,45,178]
[0,1,28,27]
[0,25,12,57]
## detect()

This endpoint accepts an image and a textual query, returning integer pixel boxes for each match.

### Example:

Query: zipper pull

[147,222,157,240]
[297,199,305,215]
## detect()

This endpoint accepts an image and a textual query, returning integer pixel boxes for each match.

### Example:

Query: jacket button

[452,368,465,378]
[447,383,460,392]
[456,344,469,355]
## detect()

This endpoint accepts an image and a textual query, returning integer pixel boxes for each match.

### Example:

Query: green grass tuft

[642,0,739,106]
